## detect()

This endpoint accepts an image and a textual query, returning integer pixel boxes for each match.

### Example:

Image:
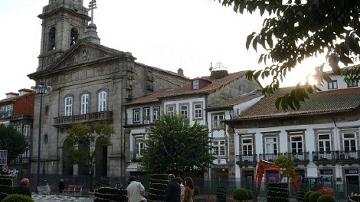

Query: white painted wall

[318,75,358,91]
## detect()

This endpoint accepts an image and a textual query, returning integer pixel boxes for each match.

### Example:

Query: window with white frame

[179,104,189,119]
[166,105,175,116]
[318,133,331,153]
[23,125,30,137]
[64,96,73,116]
[290,135,304,154]
[192,80,199,89]
[242,138,253,156]
[133,108,140,123]
[342,132,357,152]
[80,93,90,114]
[264,136,278,154]
[327,80,338,89]
[16,125,22,133]
[212,113,225,129]
[98,90,108,112]
[153,107,160,121]
[213,140,226,156]
[136,141,145,158]
[193,103,203,120]
[143,107,150,123]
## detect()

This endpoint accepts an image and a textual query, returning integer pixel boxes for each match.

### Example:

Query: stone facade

[28,0,188,177]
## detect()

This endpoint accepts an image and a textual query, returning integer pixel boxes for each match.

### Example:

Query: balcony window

[290,135,303,154]
[64,96,73,116]
[213,140,226,156]
[212,113,225,129]
[327,80,338,89]
[23,125,30,137]
[136,141,145,158]
[343,133,357,152]
[318,134,331,153]
[133,108,140,123]
[166,105,175,116]
[193,103,203,120]
[80,94,90,114]
[264,136,278,155]
[242,138,253,156]
[98,90,108,112]
[143,107,150,123]
[179,104,189,119]
[153,107,160,121]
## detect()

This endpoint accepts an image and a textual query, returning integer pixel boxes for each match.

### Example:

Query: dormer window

[192,80,199,89]
[327,80,338,90]
[347,80,358,88]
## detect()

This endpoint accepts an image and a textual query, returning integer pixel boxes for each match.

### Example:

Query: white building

[227,73,360,195]
[124,70,262,178]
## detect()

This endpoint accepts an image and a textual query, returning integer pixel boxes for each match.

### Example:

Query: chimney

[18,89,34,96]
[177,68,184,76]
[6,92,19,98]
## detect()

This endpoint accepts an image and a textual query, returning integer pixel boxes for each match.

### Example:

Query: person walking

[126,176,146,202]
[175,177,185,202]
[183,177,194,202]
[165,174,181,202]
[58,179,65,193]
[14,178,31,197]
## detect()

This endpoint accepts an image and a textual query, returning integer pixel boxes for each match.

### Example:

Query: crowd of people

[126,174,195,202]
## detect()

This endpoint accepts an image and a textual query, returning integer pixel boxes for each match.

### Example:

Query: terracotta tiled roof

[125,71,248,106]
[236,87,360,120]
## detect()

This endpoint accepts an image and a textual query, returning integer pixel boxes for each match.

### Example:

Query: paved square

[32,194,93,202]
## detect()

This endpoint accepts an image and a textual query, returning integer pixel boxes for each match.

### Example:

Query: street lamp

[32,81,51,188]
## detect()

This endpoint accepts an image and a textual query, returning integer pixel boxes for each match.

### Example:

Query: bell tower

[37,0,90,71]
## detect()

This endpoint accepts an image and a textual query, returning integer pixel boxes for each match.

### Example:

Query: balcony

[312,151,337,164]
[236,154,257,167]
[54,111,113,127]
[259,153,280,162]
[337,151,360,164]
[286,152,309,165]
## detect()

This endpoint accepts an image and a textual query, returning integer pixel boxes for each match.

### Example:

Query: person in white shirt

[126,176,146,202]
[175,177,185,202]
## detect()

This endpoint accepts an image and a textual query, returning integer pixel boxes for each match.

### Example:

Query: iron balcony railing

[236,154,257,166]
[259,153,280,162]
[54,111,113,126]
[313,150,360,163]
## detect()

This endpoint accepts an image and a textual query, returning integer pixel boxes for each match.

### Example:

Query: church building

[28,0,189,178]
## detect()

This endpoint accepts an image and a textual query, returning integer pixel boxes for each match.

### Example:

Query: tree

[66,123,112,188]
[216,1,360,110]
[0,124,28,163]
[141,115,214,177]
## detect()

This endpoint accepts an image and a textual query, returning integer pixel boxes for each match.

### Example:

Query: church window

[70,28,79,46]
[48,27,56,51]
[80,93,90,114]
[64,96,73,116]
[98,90,108,112]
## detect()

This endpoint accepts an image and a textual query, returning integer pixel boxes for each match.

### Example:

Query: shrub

[232,188,249,201]
[246,189,253,200]
[304,191,314,202]
[309,192,322,202]
[317,195,335,202]
[1,194,34,202]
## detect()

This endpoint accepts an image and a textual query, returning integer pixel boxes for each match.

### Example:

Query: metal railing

[236,154,257,166]
[54,111,113,126]
[259,153,280,162]
[312,150,360,163]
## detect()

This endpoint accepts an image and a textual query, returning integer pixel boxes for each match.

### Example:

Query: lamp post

[32,81,50,188]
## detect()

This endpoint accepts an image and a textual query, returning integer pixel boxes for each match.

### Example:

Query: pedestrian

[175,177,185,202]
[58,179,65,193]
[14,178,31,197]
[183,177,194,202]
[165,174,181,202]
[126,176,146,202]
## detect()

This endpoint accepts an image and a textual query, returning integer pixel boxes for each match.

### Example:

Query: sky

[0,0,323,99]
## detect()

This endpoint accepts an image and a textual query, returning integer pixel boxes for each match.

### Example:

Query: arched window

[80,93,90,114]
[70,28,79,46]
[48,27,56,50]
[98,90,108,112]
[64,96,73,116]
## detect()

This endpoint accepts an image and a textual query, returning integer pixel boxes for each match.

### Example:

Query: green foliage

[1,194,34,202]
[246,189,253,200]
[216,0,360,110]
[141,115,213,177]
[317,195,335,202]
[304,191,314,202]
[66,123,112,176]
[0,125,28,163]
[309,192,322,202]
[232,188,251,201]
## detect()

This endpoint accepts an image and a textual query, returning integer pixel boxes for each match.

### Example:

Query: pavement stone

[32,194,93,202]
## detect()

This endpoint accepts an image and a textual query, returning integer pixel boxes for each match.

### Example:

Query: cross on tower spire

[88,0,97,24]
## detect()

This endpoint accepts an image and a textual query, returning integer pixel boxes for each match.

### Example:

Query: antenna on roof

[209,62,213,72]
